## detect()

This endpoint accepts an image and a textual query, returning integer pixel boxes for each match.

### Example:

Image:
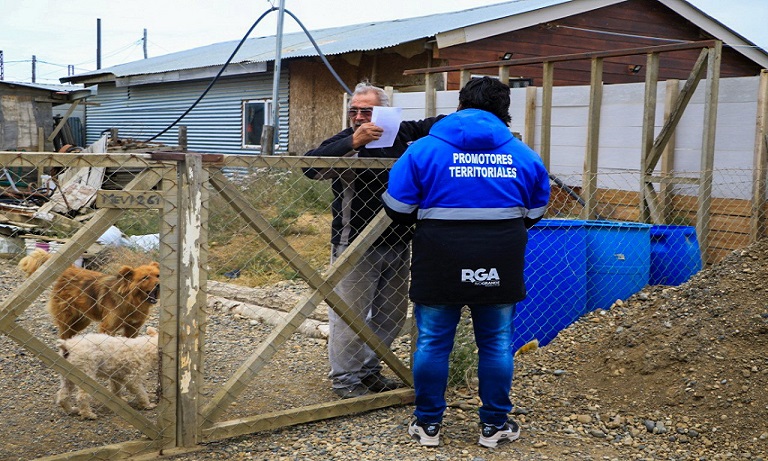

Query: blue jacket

[382,109,550,304]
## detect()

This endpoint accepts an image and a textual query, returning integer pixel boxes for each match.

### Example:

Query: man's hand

[351,122,384,149]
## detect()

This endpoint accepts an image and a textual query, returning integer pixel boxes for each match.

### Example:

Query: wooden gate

[0,152,415,460]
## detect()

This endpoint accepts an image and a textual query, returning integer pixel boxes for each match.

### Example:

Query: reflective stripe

[382,191,418,214]
[527,205,548,219]
[418,207,529,220]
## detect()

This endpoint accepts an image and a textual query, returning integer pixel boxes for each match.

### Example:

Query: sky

[1,0,766,85]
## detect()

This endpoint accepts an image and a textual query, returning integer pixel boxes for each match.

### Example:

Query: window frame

[242,99,277,149]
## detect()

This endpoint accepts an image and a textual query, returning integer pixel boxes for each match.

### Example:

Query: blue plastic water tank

[513,219,587,352]
[585,221,651,311]
[649,225,702,286]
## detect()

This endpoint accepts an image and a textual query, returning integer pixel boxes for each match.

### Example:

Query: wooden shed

[0,81,91,152]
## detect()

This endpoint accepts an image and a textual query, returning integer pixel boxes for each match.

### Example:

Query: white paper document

[366,106,402,148]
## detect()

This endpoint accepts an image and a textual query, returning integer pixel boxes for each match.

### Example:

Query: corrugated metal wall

[84,70,289,154]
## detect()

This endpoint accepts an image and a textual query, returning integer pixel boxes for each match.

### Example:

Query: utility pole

[143,28,148,59]
[32,55,36,83]
[97,18,102,69]
[261,0,286,155]
[0,50,4,80]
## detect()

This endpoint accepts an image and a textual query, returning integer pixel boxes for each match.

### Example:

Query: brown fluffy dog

[18,249,160,339]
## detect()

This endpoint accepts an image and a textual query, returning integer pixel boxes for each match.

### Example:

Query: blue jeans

[412,303,515,426]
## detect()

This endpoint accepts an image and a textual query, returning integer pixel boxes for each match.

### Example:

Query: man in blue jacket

[304,82,443,399]
[382,77,550,447]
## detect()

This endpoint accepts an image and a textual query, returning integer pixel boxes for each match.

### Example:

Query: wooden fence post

[177,154,205,447]
[696,42,722,264]
[540,61,554,170]
[750,69,768,242]
[660,79,680,223]
[581,57,603,220]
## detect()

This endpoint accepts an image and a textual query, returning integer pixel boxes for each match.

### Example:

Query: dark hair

[458,76,511,126]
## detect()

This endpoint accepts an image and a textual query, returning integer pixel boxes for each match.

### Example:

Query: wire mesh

[0,151,765,459]
[0,153,166,460]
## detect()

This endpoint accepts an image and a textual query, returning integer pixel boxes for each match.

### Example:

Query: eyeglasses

[347,107,374,117]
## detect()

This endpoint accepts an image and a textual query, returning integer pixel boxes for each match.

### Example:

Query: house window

[243,100,277,149]
[509,78,533,88]
[470,75,533,88]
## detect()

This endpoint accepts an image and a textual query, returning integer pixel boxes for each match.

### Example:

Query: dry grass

[208,212,331,286]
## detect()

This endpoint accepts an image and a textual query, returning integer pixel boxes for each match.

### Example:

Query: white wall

[392,76,762,200]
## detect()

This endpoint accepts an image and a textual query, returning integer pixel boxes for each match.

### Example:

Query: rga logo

[461,268,500,287]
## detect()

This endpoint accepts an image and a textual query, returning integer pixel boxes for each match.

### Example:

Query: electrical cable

[282,9,352,95]
[143,7,277,142]
[143,6,353,143]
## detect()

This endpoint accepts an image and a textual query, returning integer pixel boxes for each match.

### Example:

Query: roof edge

[436,0,624,47]
[657,0,768,68]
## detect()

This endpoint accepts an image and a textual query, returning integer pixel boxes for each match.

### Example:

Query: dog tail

[514,338,539,357]
[17,249,52,277]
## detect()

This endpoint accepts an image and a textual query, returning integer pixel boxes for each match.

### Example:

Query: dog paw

[80,411,98,420]
[143,403,157,410]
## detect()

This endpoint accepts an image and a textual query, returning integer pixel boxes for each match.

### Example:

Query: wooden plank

[47,99,81,142]
[178,154,204,447]
[673,194,753,217]
[644,48,709,174]
[708,228,752,250]
[696,43,722,264]
[95,190,163,209]
[425,73,436,117]
[403,40,719,75]
[204,172,412,424]
[540,61,554,169]
[524,86,537,148]
[660,79,681,222]
[207,155,396,170]
[0,152,156,169]
[459,69,471,88]
[709,214,754,233]
[202,388,414,442]
[33,440,161,461]
[158,167,180,450]
[640,52,660,223]
[750,69,768,242]
[580,57,602,220]
[498,65,509,84]
[648,174,698,185]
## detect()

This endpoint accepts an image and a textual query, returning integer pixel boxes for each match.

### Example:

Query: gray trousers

[328,242,410,389]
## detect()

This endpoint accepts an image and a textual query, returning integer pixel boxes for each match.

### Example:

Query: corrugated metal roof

[0,80,84,92]
[71,0,569,79]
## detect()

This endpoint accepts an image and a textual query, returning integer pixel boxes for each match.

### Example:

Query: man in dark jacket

[382,77,550,447]
[304,82,443,399]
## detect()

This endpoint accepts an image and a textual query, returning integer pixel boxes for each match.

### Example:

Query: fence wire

[0,152,764,459]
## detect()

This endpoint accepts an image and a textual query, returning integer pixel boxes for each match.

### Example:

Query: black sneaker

[478,419,521,448]
[408,419,441,446]
[361,373,403,392]
[332,383,369,399]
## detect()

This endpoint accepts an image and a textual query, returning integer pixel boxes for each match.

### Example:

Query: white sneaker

[478,419,520,448]
[408,419,441,447]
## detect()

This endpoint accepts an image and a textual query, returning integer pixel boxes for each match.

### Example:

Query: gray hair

[352,82,390,107]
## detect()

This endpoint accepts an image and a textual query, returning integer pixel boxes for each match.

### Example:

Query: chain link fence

[0,151,764,459]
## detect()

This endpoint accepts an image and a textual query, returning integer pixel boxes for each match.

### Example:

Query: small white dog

[56,327,159,419]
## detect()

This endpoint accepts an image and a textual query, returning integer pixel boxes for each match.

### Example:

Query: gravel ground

[2,239,768,460]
